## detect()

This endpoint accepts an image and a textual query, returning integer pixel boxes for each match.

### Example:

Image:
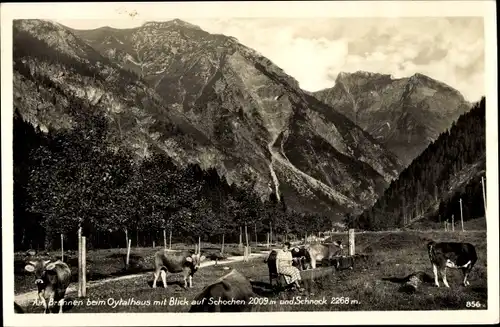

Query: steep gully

[267,129,357,209]
[267,137,282,202]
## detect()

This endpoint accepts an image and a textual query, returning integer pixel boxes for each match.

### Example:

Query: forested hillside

[13,107,334,251]
[351,97,486,230]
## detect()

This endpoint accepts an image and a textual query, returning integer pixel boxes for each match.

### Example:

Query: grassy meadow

[15,229,488,313]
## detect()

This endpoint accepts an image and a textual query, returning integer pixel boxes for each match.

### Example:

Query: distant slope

[314,71,472,167]
[19,19,403,219]
[352,97,486,230]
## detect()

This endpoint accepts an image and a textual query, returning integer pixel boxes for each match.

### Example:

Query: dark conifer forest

[351,97,486,230]
[13,107,334,251]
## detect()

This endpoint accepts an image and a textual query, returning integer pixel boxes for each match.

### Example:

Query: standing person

[276,242,304,292]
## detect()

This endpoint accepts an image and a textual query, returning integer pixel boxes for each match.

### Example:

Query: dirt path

[14,251,271,306]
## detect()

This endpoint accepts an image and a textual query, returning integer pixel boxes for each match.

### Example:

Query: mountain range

[314,71,472,166]
[12,19,472,221]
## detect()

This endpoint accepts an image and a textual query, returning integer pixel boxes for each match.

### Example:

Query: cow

[291,246,312,270]
[152,250,206,289]
[305,241,344,269]
[24,259,71,314]
[427,241,478,288]
[188,269,255,312]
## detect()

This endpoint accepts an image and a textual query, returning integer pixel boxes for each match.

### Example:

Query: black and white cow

[152,250,206,289]
[188,269,255,312]
[24,259,71,314]
[427,241,478,287]
[291,246,312,270]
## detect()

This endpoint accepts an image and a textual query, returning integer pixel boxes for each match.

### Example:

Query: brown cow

[24,259,71,314]
[188,269,255,312]
[305,241,344,269]
[152,250,206,289]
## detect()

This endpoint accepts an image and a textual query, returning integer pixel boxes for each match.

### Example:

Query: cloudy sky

[58,17,484,102]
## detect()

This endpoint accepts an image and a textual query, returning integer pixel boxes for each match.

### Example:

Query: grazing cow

[291,246,312,270]
[427,241,478,287]
[152,250,206,289]
[24,259,71,314]
[188,269,255,312]
[305,241,344,269]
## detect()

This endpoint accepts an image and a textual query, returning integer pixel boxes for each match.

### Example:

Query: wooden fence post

[169,230,172,250]
[78,227,82,298]
[348,229,355,256]
[221,234,225,254]
[125,229,128,249]
[245,223,249,247]
[452,215,455,232]
[126,239,131,269]
[266,233,269,249]
[82,236,86,297]
[270,222,273,245]
[153,240,155,248]
[61,234,64,262]
[239,227,243,249]
[243,246,248,262]
[254,223,258,246]
[459,198,464,232]
[163,228,167,250]
[481,176,487,215]
[198,236,201,254]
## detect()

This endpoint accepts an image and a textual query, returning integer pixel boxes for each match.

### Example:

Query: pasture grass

[16,231,488,312]
[14,242,270,294]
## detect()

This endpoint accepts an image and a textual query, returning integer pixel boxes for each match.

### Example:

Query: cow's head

[292,246,312,269]
[24,259,53,285]
[186,253,206,272]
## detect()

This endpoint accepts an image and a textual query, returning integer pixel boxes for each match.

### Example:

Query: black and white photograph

[2,1,498,326]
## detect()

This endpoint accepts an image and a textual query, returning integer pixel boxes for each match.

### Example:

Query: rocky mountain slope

[352,97,485,230]
[314,71,472,167]
[14,19,402,219]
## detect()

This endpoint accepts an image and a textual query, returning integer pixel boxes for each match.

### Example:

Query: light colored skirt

[278,266,302,284]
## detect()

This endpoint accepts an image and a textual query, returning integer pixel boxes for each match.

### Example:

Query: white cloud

[191,17,485,102]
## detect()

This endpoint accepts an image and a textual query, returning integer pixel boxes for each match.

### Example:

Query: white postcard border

[2,1,498,326]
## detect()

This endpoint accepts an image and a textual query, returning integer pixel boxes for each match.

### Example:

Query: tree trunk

[44,230,52,251]
[21,228,26,249]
